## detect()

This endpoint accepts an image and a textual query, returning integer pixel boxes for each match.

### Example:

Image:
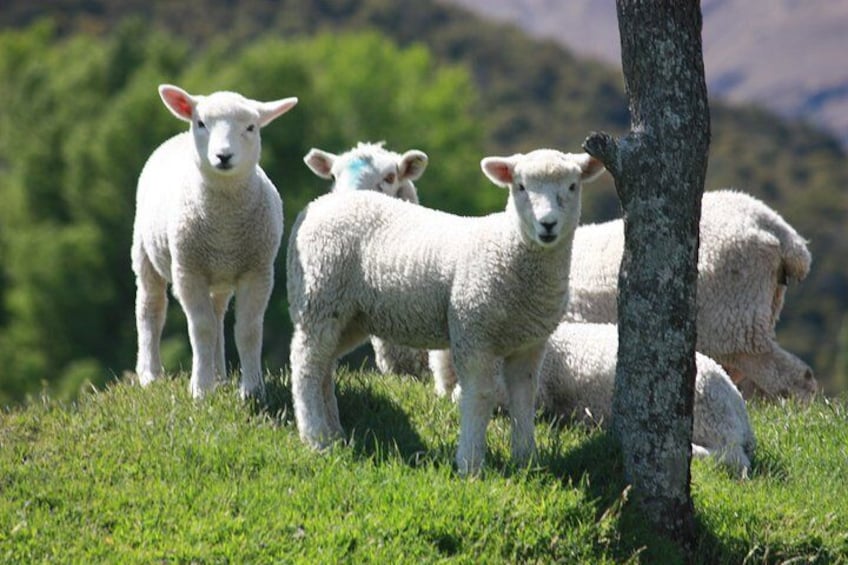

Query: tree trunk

[583,0,710,548]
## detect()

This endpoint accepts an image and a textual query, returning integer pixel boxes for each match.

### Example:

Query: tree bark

[582,0,710,548]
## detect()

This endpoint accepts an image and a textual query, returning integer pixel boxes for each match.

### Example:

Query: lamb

[434,323,757,477]
[287,149,605,473]
[303,141,426,203]
[566,189,817,401]
[132,84,297,400]
[540,323,756,477]
[303,141,431,377]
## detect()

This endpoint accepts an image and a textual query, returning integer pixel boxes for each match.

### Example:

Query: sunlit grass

[1,371,846,562]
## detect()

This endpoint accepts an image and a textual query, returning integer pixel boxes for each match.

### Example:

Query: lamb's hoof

[136,368,160,387]
[240,381,267,404]
[455,451,485,477]
[190,379,216,400]
[302,429,346,452]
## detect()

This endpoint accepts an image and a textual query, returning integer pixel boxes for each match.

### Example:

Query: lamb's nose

[217,153,233,166]
[541,221,557,233]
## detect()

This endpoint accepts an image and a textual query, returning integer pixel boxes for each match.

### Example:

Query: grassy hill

[2,372,847,562]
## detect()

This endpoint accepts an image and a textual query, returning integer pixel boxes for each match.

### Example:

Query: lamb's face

[191,93,262,177]
[723,348,818,402]
[157,84,298,180]
[334,152,399,195]
[304,143,428,199]
[482,149,605,248]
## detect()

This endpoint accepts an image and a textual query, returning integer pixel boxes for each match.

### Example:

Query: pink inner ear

[164,90,193,119]
[490,162,513,184]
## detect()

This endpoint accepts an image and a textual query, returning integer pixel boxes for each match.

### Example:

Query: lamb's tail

[769,216,811,284]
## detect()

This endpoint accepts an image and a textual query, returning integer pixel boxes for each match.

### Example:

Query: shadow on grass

[258,369,428,466]
[337,380,429,466]
[540,420,738,564]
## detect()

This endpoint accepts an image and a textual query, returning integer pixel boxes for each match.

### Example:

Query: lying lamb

[133,84,297,399]
[567,190,816,401]
[303,141,431,377]
[434,323,757,477]
[287,149,604,473]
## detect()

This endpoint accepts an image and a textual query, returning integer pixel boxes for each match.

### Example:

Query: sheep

[287,149,605,474]
[132,84,297,400]
[303,141,431,377]
[303,141,426,203]
[566,189,817,401]
[434,323,757,478]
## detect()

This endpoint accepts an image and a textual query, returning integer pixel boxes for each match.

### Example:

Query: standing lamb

[435,323,757,477]
[303,141,431,378]
[287,149,604,473]
[566,189,816,400]
[132,84,297,400]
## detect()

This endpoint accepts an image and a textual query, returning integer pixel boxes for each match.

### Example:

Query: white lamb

[287,149,605,473]
[542,323,756,477]
[567,189,816,401]
[304,141,426,203]
[434,323,757,477]
[303,141,431,377]
[132,84,297,400]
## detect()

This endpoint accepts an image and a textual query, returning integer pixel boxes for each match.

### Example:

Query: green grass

[1,370,846,563]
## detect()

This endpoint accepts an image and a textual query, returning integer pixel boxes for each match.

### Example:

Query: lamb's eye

[568,183,577,192]
[246,124,256,132]
[196,120,206,129]
[518,183,526,192]
[384,173,396,184]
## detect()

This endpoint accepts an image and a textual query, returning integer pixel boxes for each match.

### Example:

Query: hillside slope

[445,0,848,148]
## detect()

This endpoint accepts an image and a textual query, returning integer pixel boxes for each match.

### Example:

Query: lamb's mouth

[540,233,557,243]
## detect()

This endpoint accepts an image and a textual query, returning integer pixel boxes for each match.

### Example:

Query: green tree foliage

[0,0,846,401]
[0,21,488,403]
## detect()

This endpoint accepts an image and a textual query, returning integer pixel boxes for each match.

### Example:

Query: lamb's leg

[372,337,430,379]
[134,251,168,386]
[290,324,345,448]
[453,351,498,475]
[430,349,458,398]
[234,272,273,400]
[173,272,217,399]
[502,346,544,467]
[212,291,232,383]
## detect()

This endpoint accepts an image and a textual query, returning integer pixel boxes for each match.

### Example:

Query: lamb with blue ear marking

[566,189,816,401]
[304,141,426,203]
[287,148,604,474]
[304,141,431,378]
[132,84,297,400]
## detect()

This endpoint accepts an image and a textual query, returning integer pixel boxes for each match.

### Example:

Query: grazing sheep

[132,84,297,400]
[566,189,816,400]
[434,323,757,478]
[303,141,431,377]
[287,149,604,473]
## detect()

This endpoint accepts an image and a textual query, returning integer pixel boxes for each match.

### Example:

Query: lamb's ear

[159,84,197,122]
[481,156,516,188]
[255,97,298,127]
[399,150,428,182]
[303,148,336,179]
[576,153,606,183]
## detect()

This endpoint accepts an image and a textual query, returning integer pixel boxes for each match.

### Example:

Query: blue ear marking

[347,157,368,179]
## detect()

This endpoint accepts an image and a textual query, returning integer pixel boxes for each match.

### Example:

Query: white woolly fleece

[566,189,816,400]
[287,149,604,474]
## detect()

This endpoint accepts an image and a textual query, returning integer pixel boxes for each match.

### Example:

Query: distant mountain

[444,0,848,148]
